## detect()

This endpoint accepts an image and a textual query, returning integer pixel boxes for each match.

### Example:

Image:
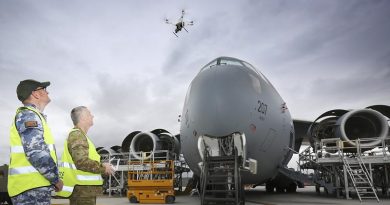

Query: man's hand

[54,179,64,192]
[102,162,115,175]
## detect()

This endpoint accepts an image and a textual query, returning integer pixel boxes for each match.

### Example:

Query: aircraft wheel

[165,195,175,204]
[265,183,274,193]
[286,183,297,193]
[129,196,138,203]
[276,187,285,193]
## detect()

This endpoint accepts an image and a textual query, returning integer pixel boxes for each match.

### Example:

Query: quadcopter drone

[165,9,194,37]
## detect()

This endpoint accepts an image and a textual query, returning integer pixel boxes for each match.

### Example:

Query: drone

[165,9,194,37]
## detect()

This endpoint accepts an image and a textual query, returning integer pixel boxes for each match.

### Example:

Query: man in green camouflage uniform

[65,106,114,205]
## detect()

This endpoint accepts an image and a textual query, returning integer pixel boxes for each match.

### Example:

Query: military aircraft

[165,9,194,37]
[178,57,390,200]
[179,57,302,195]
[115,57,390,204]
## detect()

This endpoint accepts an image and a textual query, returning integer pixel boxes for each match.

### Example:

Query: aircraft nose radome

[190,65,258,136]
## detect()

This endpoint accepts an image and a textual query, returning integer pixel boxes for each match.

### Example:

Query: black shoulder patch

[25,121,38,128]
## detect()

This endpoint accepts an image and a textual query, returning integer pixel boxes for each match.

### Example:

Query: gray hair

[70,106,87,125]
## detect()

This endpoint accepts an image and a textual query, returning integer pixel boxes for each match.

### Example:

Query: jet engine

[308,105,390,152]
[96,146,124,162]
[121,129,181,159]
[96,146,116,156]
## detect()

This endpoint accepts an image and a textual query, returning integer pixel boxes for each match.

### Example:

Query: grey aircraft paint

[180,57,294,184]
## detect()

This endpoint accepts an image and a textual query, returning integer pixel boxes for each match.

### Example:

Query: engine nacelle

[96,147,117,156]
[336,109,388,147]
[308,105,390,152]
[122,129,181,160]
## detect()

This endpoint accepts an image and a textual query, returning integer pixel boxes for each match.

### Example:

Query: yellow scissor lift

[127,150,175,204]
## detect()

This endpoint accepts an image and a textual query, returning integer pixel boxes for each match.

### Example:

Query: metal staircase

[341,155,379,202]
[200,149,244,205]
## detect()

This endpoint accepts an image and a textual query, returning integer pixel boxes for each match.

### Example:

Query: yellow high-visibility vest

[8,106,58,197]
[56,128,103,198]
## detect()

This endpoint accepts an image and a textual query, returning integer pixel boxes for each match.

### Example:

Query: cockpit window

[199,57,271,85]
[219,58,244,67]
[201,56,257,72]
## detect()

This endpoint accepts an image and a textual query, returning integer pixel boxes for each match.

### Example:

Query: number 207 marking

[257,100,267,115]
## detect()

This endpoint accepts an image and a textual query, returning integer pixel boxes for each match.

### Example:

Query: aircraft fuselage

[180,57,294,184]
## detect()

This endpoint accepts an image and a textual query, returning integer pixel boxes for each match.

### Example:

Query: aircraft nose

[188,65,260,136]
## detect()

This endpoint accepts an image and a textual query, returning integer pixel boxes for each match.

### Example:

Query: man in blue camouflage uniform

[8,79,63,205]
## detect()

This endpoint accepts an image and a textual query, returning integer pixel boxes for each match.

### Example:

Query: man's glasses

[34,87,47,91]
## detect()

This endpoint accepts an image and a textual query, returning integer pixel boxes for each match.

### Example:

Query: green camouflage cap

[16,79,50,102]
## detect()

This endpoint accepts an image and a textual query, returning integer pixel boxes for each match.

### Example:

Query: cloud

[1,0,389,165]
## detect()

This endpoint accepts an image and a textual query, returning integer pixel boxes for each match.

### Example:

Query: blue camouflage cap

[16,79,50,102]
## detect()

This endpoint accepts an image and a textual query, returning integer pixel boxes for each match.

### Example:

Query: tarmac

[51,186,390,205]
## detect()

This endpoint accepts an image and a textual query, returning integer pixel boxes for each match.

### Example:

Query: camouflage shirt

[15,103,59,190]
[67,127,105,196]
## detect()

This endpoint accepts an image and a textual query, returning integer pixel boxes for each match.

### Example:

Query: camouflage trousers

[11,187,51,205]
[69,196,96,205]
[68,185,100,205]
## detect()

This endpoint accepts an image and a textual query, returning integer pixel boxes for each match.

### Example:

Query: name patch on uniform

[25,121,38,128]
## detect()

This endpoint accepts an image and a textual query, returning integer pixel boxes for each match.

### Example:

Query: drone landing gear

[173,32,178,37]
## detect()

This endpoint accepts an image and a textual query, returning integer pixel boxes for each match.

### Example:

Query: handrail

[340,152,361,201]
[319,137,389,157]
[287,147,333,173]
[200,148,210,205]
[356,156,379,202]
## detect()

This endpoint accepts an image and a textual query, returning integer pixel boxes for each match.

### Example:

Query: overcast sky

[1,0,389,165]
